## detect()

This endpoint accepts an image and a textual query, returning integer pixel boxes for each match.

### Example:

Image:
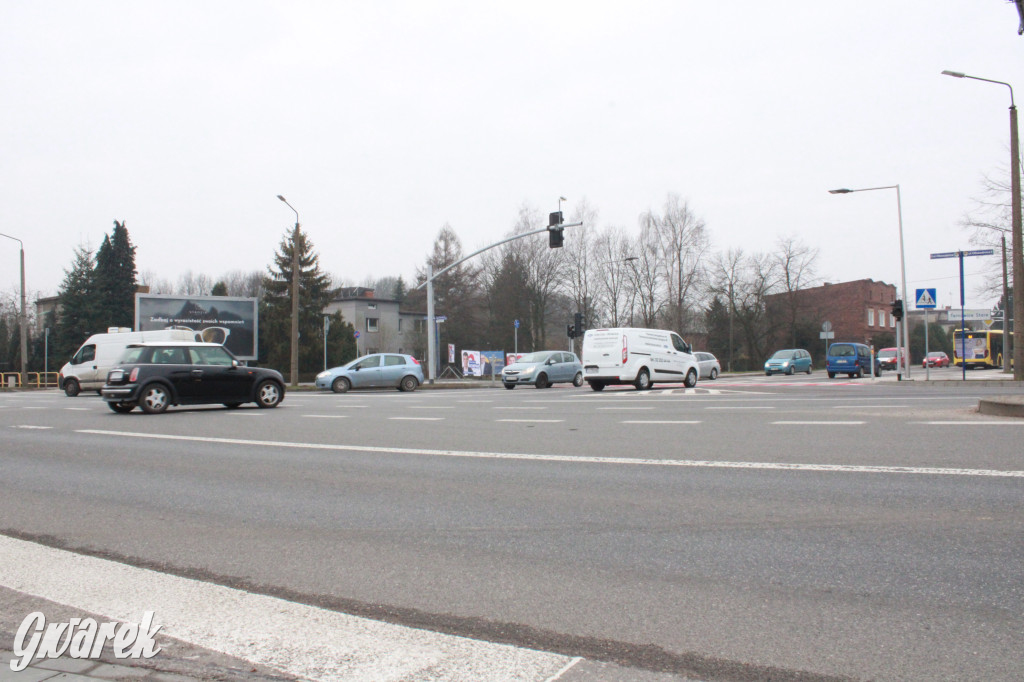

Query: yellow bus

[953,329,1013,369]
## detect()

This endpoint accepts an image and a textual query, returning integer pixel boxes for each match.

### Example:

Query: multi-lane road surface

[1,372,1022,681]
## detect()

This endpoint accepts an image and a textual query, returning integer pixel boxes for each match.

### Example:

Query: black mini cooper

[101,342,286,414]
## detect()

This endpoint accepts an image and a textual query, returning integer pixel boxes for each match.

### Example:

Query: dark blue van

[826,342,880,379]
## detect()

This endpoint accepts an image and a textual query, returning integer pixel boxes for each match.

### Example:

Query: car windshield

[928,352,944,358]
[516,352,551,364]
[771,350,795,360]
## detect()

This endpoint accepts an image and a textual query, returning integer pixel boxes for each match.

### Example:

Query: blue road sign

[915,288,937,309]
[514,319,520,328]
[930,252,958,259]
[931,249,994,259]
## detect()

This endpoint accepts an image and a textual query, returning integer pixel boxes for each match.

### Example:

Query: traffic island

[978,394,1024,418]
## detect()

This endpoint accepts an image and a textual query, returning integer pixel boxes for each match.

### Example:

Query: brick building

[766,279,899,352]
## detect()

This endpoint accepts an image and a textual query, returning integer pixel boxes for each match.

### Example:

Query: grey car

[694,352,721,380]
[315,353,424,393]
[501,351,584,389]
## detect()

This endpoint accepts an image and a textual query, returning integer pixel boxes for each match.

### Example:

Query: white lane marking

[76,430,1024,478]
[917,421,1024,426]
[64,407,91,411]
[833,405,908,409]
[10,425,53,430]
[621,420,701,424]
[493,406,545,410]
[495,419,564,423]
[22,406,45,410]
[705,406,775,410]
[389,417,445,421]
[774,417,864,421]
[598,407,653,410]
[409,405,454,409]
[302,414,348,419]
[0,535,572,681]
[459,400,492,403]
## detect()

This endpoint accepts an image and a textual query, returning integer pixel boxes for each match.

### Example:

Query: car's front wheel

[787,365,795,375]
[683,368,698,388]
[107,401,135,414]
[331,377,350,394]
[503,383,515,390]
[140,384,170,414]
[535,373,549,389]
[256,380,282,408]
[63,379,80,397]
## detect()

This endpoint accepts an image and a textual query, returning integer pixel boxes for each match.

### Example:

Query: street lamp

[828,185,911,379]
[941,70,1022,380]
[0,232,27,387]
[276,195,301,386]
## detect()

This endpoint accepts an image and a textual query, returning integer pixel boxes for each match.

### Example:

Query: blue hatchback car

[315,353,424,393]
[826,342,881,379]
[764,348,813,376]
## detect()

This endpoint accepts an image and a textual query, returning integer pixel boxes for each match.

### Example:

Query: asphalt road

[1,372,1022,681]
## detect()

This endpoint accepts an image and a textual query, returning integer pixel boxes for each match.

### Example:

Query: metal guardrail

[1,372,60,388]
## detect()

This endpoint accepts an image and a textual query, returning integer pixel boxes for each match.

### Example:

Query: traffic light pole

[416,220,583,383]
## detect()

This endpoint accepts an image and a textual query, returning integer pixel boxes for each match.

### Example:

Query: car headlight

[781,361,789,367]
[316,371,330,379]
[520,366,535,375]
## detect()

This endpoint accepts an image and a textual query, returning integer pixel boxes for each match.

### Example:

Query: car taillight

[129,367,139,382]
[622,335,628,364]
[411,357,420,365]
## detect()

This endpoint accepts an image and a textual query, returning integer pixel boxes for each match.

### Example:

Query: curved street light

[941,70,1022,380]
[0,232,27,387]
[828,185,911,379]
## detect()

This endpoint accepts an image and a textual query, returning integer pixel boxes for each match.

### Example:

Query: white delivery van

[581,327,700,391]
[59,328,196,396]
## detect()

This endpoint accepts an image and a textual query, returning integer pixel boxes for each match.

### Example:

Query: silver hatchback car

[502,351,584,389]
[315,353,424,393]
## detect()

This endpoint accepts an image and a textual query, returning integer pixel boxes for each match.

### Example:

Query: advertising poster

[480,351,505,376]
[506,352,524,366]
[135,294,258,360]
[448,343,455,363]
[461,350,481,377]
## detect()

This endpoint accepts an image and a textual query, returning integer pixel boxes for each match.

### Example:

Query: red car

[922,351,950,368]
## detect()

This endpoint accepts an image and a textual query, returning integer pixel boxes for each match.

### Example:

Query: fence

[1,372,60,388]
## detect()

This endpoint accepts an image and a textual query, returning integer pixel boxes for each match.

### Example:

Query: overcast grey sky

[2,1,1021,310]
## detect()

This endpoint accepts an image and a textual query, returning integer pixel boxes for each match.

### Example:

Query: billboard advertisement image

[135,294,258,360]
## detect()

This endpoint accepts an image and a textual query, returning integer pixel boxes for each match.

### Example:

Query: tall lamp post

[276,195,301,386]
[941,70,1022,380]
[0,232,27,387]
[828,185,911,380]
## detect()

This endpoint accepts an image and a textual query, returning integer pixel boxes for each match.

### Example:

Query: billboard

[135,294,258,360]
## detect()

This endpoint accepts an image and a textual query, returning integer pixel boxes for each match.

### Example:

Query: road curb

[977,395,1024,418]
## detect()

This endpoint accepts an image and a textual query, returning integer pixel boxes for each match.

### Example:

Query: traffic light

[574,312,584,336]
[567,324,575,338]
[548,211,564,248]
[891,299,904,322]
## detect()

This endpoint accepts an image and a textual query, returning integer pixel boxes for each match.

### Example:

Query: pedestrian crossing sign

[915,288,937,309]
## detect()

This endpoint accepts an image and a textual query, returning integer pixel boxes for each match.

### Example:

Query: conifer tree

[55,246,100,358]
[94,220,138,327]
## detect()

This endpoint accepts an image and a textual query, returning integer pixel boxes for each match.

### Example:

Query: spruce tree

[55,246,100,358]
[260,228,334,375]
[94,220,138,328]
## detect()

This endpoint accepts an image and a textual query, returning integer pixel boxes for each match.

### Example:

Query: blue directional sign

[915,288,937,309]
[931,249,994,259]
[514,319,520,328]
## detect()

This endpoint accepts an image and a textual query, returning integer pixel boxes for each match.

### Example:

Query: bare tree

[708,248,746,372]
[512,203,565,349]
[176,270,213,296]
[562,198,599,346]
[219,270,265,298]
[592,226,638,327]
[773,235,820,347]
[641,194,709,333]
[633,215,666,327]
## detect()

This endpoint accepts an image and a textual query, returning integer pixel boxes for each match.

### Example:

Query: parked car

[764,348,813,376]
[826,342,881,378]
[876,347,906,371]
[581,327,699,390]
[694,352,721,380]
[923,351,951,368]
[502,351,583,389]
[101,342,285,414]
[315,353,423,393]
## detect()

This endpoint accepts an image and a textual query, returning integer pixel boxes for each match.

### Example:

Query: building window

[414,319,426,332]
[367,303,377,310]
[868,308,875,326]
[890,313,895,328]
[366,318,379,332]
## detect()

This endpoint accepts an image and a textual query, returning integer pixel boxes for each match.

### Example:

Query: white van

[59,328,196,396]
[581,327,700,391]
